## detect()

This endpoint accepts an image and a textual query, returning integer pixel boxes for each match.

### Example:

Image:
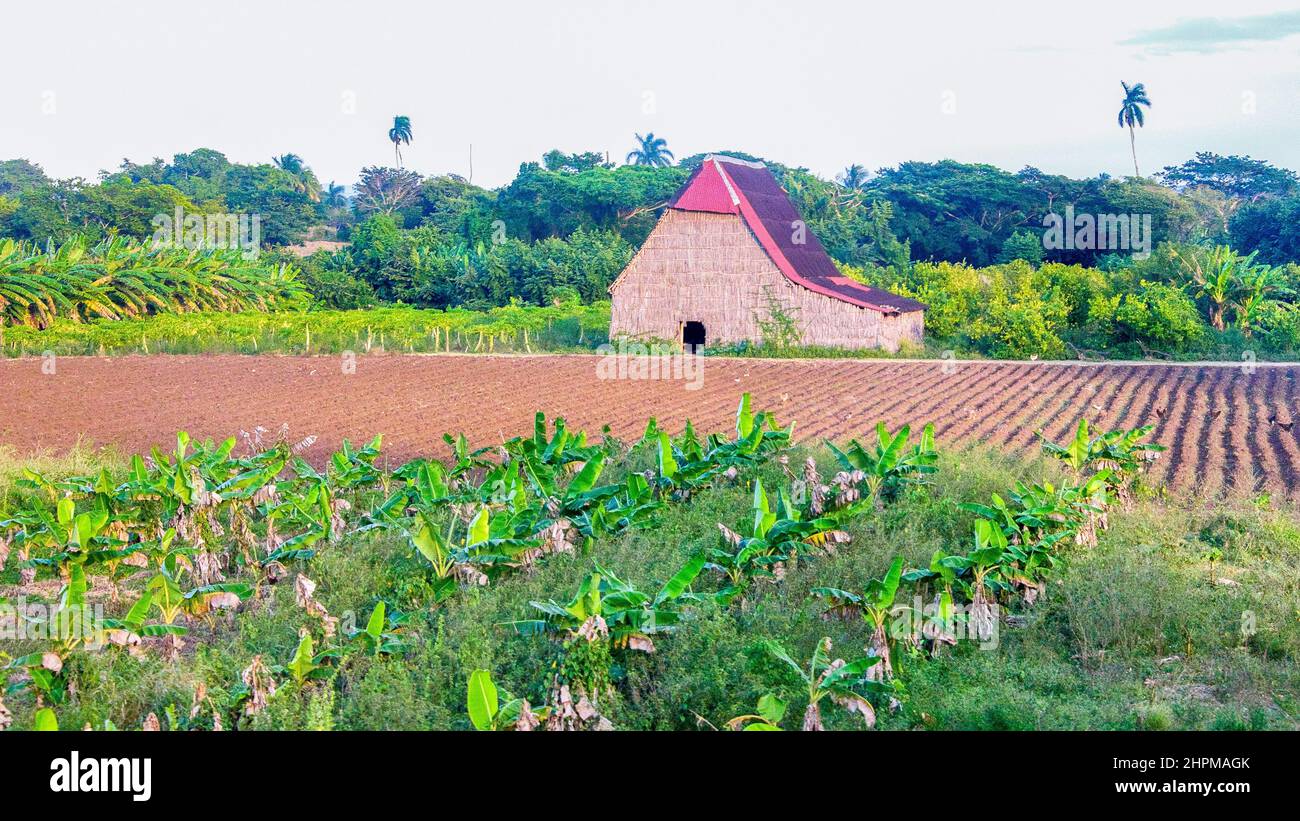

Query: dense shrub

[1108,282,1207,351]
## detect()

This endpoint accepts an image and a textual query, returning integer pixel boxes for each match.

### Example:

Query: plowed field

[2,354,1297,494]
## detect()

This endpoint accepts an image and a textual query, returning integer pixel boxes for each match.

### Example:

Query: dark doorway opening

[682,321,706,352]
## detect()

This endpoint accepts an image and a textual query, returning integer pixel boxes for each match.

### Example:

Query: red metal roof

[667,156,926,315]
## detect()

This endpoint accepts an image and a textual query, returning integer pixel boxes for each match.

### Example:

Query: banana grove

[0,237,308,328]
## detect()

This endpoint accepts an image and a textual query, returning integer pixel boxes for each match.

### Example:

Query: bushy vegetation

[317,215,634,310]
[867,245,1300,360]
[1,400,1293,732]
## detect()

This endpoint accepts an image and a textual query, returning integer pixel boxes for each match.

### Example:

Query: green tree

[998,230,1045,264]
[1231,196,1300,265]
[1233,261,1287,337]
[1158,152,1296,200]
[0,159,50,197]
[272,154,304,174]
[1117,82,1152,177]
[353,167,422,216]
[223,164,319,246]
[1167,244,1275,332]
[1111,282,1206,350]
[542,150,610,173]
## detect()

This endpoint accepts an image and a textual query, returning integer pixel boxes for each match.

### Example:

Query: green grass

[2,443,1295,731]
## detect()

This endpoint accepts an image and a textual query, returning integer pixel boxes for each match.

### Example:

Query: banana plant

[726,693,787,731]
[1039,419,1094,477]
[965,520,1011,640]
[826,422,937,503]
[653,395,794,499]
[20,497,112,587]
[518,450,623,539]
[5,563,117,705]
[707,480,792,602]
[507,555,706,654]
[117,432,241,553]
[1092,425,1166,502]
[346,601,409,656]
[963,475,1109,547]
[467,669,549,731]
[262,456,366,563]
[1040,420,1165,498]
[145,548,253,659]
[504,412,603,470]
[709,480,851,605]
[654,430,724,498]
[1017,475,1111,546]
[705,393,796,464]
[903,549,972,650]
[394,505,539,601]
[571,472,660,544]
[101,590,187,646]
[326,435,385,490]
[404,510,459,599]
[277,631,341,686]
[812,555,906,679]
[764,637,879,730]
[441,432,497,486]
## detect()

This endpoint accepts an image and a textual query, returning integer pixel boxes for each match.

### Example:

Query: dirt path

[2,354,1297,493]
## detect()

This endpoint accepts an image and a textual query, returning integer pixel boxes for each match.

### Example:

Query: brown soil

[1,354,1297,494]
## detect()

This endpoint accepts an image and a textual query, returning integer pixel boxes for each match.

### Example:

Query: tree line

[2,133,1298,357]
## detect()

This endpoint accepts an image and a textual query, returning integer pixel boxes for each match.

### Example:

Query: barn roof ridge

[664,158,926,315]
[700,154,766,168]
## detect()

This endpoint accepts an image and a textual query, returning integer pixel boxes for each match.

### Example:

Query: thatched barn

[609,155,925,351]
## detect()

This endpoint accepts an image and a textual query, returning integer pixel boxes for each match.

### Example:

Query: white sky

[2,0,1297,189]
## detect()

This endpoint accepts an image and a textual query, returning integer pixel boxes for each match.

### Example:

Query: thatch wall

[610,210,923,352]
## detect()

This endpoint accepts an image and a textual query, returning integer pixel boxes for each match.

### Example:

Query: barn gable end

[611,209,926,351]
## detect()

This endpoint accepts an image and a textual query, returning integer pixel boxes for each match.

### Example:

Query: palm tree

[272,154,321,202]
[323,181,347,209]
[1117,82,1152,177]
[389,116,413,168]
[625,133,674,167]
[272,154,304,174]
[837,164,869,190]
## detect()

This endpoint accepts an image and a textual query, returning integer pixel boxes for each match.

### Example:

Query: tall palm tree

[389,116,413,168]
[1117,82,1152,177]
[625,133,674,167]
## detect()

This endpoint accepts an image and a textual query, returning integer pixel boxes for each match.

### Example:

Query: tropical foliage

[1,397,1292,731]
[0,237,307,328]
